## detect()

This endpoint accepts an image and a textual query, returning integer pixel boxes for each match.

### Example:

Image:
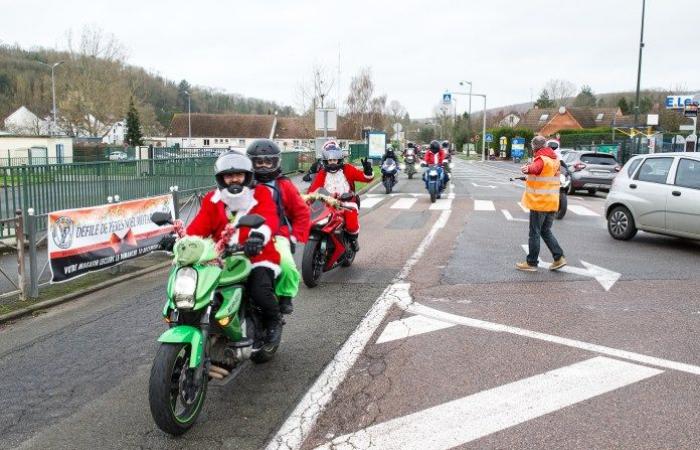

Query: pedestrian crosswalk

[360,194,602,218]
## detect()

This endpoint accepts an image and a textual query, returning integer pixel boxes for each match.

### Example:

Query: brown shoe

[516,261,537,272]
[550,257,567,271]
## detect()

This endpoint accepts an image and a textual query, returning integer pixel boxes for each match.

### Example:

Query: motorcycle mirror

[237,214,265,229]
[151,211,173,226]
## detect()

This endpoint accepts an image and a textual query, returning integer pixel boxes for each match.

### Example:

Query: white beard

[220,186,253,212]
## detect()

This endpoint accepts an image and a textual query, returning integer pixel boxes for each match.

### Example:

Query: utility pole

[460,80,473,147]
[184,90,192,147]
[632,0,646,153]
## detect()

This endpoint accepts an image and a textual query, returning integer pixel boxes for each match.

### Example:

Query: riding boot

[279,296,294,315]
[346,233,360,252]
[265,313,283,346]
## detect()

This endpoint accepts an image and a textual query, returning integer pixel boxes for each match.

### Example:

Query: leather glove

[159,234,176,252]
[302,173,312,182]
[244,232,265,257]
[361,158,373,176]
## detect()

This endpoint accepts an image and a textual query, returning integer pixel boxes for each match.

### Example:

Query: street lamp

[183,90,192,147]
[39,61,64,135]
[453,90,487,161]
[459,80,472,139]
[632,0,646,152]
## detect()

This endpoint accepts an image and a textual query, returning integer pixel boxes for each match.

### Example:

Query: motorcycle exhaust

[209,365,230,379]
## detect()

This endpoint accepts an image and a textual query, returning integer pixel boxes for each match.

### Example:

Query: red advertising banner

[48,195,175,282]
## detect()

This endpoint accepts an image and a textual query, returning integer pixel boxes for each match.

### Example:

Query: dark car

[563,151,621,195]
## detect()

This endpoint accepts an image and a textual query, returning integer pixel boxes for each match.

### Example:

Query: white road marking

[315,357,662,450]
[265,210,452,450]
[519,245,621,291]
[501,209,528,222]
[405,301,700,376]
[517,201,529,212]
[390,198,417,210]
[568,205,601,217]
[429,199,452,210]
[473,200,495,211]
[360,197,384,209]
[375,315,455,344]
[471,182,496,188]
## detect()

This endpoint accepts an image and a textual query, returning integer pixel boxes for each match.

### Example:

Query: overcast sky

[3,0,699,118]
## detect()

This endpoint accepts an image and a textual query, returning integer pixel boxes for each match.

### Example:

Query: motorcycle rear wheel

[302,238,324,288]
[556,192,567,220]
[149,343,207,436]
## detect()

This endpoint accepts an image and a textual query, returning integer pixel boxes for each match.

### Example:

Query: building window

[539,114,549,122]
[203,139,210,146]
[238,139,245,146]
[596,113,605,122]
[225,139,229,143]
[293,140,300,145]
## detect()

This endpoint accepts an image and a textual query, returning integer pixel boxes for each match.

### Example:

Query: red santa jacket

[307,164,374,195]
[261,177,311,243]
[186,186,281,274]
[424,149,447,165]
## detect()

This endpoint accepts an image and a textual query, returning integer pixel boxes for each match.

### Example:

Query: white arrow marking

[501,209,528,222]
[314,357,661,450]
[520,245,621,291]
[471,182,496,188]
[376,315,455,344]
[517,201,529,213]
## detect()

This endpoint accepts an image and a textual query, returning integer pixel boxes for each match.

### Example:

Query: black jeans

[246,267,280,322]
[527,211,564,266]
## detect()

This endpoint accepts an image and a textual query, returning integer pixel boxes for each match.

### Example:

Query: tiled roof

[168,113,274,138]
[519,107,622,131]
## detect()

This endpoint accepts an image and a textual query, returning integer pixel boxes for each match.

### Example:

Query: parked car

[108,151,128,161]
[563,151,621,194]
[605,152,700,241]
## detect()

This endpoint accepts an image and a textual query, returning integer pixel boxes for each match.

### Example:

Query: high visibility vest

[522,156,560,212]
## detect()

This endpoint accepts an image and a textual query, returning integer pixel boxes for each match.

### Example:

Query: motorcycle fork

[196,305,212,385]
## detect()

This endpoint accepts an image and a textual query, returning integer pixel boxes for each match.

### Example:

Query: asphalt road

[2,159,699,449]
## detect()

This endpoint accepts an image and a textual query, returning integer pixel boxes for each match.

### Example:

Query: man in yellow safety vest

[516,135,567,272]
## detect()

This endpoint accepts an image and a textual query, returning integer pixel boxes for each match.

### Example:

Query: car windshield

[580,154,617,165]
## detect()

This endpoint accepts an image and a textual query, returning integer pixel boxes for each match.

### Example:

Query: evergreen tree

[573,85,597,107]
[617,97,630,115]
[534,89,555,108]
[125,97,143,146]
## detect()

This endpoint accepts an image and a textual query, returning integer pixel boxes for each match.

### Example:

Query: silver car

[563,151,621,194]
[605,152,700,240]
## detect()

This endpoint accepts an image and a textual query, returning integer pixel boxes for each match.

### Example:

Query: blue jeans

[527,211,564,266]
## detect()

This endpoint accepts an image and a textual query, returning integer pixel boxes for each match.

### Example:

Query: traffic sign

[485,133,493,143]
[442,92,452,105]
[511,137,525,159]
[499,136,507,151]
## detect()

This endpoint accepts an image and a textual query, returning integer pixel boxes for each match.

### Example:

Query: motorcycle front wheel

[429,186,437,203]
[149,343,207,436]
[302,238,324,288]
[384,178,393,194]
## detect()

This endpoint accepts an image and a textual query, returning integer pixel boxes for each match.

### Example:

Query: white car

[605,152,700,240]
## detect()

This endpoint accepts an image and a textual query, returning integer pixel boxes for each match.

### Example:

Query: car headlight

[174,267,197,309]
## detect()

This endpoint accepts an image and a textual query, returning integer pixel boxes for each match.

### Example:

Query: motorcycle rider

[187,151,284,346]
[307,140,374,252]
[382,144,398,164]
[247,139,310,315]
[423,140,450,186]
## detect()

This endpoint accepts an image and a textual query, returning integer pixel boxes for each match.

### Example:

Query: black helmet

[546,139,560,150]
[321,141,344,173]
[407,142,416,149]
[429,140,441,153]
[247,139,282,183]
[441,140,450,149]
[214,151,254,189]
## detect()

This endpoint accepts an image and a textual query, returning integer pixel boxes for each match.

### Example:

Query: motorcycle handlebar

[510,176,527,181]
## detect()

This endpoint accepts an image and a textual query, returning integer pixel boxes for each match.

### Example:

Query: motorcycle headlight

[174,267,197,309]
[414,163,420,170]
[429,170,438,176]
[399,163,406,170]
[315,216,330,227]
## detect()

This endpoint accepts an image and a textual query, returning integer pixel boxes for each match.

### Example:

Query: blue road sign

[511,137,525,159]
[442,92,452,104]
[485,133,493,142]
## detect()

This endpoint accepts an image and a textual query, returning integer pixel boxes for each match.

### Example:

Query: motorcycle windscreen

[310,199,332,223]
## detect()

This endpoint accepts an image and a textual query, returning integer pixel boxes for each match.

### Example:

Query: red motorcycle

[301,189,357,288]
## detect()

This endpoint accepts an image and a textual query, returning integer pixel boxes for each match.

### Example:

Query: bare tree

[542,79,577,106]
[296,64,335,115]
[65,24,127,62]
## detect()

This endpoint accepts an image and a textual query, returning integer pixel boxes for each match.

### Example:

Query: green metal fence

[349,143,369,161]
[0,150,315,238]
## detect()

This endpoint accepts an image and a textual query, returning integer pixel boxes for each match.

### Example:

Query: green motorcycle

[148,212,280,435]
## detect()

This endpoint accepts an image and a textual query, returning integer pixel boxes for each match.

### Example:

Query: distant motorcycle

[381,158,398,194]
[403,149,418,179]
[423,164,445,203]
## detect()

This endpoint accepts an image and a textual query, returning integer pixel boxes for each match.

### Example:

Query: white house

[498,113,521,128]
[0,135,73,164]
[102,120,126,145]
[3,106,51,135]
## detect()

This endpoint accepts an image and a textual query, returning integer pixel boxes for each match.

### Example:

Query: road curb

[0,261,172,324]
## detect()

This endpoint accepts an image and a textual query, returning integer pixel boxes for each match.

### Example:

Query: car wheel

[587,189,597,196]
[607,206,637,240]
